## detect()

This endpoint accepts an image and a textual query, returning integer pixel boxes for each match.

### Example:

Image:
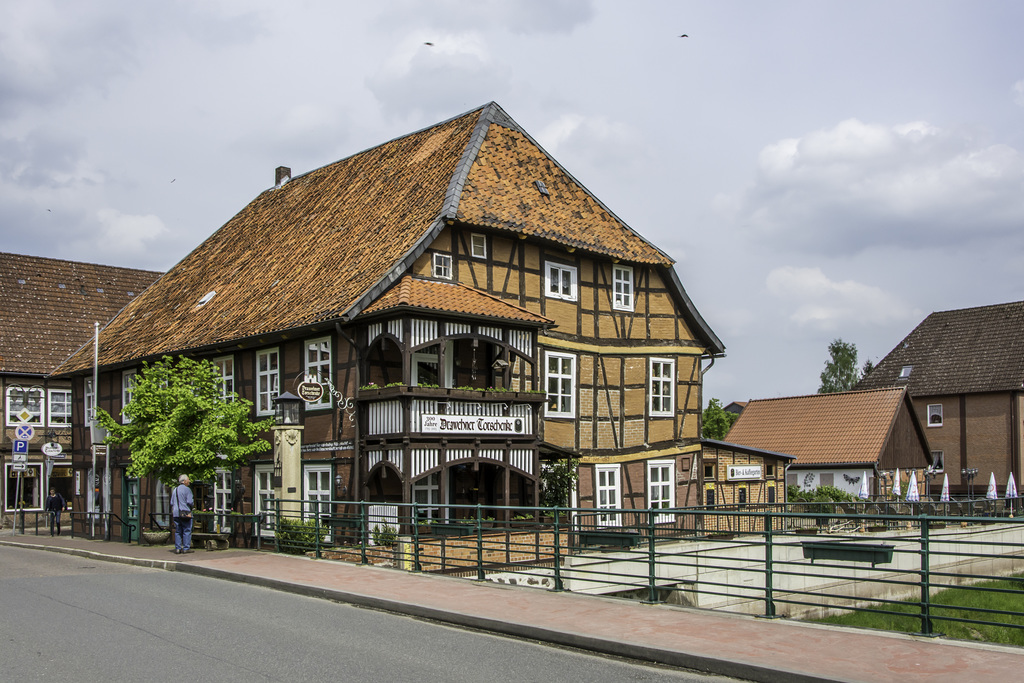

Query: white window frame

[84,378,95,425]
[155,482,171,527]
[254,465,276,537]
[412,472,441,521]
[304,337,332,409]
[545,351,576,417]
[612,264,634,312]
[213,469,233,533]
[432,252,452,280]
[470,233,487,259]
[595,464,621,527]
[213,355,235,401]
[647,459,675,522]
[121,369,137,424]
[649,358,675,417]
[927,403,943,427]
[6,385,44,426]
[256,348,280,415]
[899,365,913,379]
[48,389,72,427]
[303,464,332,539]
[545,262,577,302]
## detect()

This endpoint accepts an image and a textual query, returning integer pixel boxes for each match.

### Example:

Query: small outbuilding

[725,387,933,498]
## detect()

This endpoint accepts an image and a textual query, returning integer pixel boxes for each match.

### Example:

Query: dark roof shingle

[857,301,1024,395]
[0,253,161,375]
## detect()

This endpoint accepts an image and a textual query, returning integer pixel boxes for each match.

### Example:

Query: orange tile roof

[55,102,718,374]
[362,276,551,325]
[724,388,909,466]
[456,124,672,265]
[0,253,160,375]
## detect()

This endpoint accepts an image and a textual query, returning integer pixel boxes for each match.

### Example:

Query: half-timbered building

[53,103,723,536]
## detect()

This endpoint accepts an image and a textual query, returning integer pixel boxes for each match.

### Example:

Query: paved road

[1,546,741,682]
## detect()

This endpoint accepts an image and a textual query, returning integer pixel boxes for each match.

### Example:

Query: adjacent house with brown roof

[54,103,724,538]
[1,253,159,517]
[857,301,1024,496]
[725,387,932,497]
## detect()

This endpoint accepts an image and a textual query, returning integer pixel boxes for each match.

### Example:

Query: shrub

[372,523,397,547]
[275,517,328,554]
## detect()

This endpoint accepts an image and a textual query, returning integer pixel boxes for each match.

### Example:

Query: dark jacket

[45,493,65,513]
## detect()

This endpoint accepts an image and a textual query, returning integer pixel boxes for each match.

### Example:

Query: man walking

[171,474,194,554]
[45,487,66,536]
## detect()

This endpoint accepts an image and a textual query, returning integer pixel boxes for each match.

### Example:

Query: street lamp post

[272,392,304,520]
[961,468,978,500]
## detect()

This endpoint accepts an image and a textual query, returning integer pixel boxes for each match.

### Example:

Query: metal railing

[67,511,137,542]
[258,498,1024,637]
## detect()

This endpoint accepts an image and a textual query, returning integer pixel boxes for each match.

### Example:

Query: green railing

[260,498,1024,638]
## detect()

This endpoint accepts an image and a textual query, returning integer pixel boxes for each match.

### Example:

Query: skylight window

[96,288,104,293]
[196,291,217,307]
[58,283,66,289]
[899,365,913,379]
[534,180,550,196]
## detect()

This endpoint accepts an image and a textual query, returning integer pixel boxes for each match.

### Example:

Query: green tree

[540,457,580,508]
[96,355,273,487]
[818,338,860,393]
[702,398,738,439]
[861,358,875,378]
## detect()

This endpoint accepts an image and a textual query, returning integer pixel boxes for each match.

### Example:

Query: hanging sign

[421,414,527,435]
[42,442,64,457]
[297,381,324,403]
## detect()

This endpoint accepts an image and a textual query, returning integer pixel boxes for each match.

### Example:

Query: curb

[0,538,180,571]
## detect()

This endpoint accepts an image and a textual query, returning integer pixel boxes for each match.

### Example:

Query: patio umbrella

[906,470,920,502]
[940,474,950,502]
[891,468,901,498]
[1008,472,1019,500]
[986,471,998,500]
[858,471,870,500]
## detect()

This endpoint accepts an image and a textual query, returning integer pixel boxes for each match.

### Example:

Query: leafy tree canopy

[818,338,861,393]
[540,457,580,508]
[97,355,273,487]
[702,398,739,440]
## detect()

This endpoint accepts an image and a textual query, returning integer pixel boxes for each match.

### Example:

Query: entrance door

[122,476,140,542]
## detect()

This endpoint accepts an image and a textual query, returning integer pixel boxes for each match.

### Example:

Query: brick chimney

[275,166,291,188]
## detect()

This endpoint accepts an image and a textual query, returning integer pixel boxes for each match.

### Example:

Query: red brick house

[53,103,723,537]
[857,301,1024,496]
[1,253,159,519]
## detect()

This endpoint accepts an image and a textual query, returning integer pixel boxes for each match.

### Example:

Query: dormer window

[432,253,452,280]
[899,365,913,379]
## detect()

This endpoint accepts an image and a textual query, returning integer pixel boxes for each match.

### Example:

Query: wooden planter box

[432,523,476,537]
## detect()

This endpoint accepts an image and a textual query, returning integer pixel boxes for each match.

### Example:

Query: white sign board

[42,442,63,457]
[421,414,528,435]
[727,465,762,481]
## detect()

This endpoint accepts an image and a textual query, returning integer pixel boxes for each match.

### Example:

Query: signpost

[14,424,35,441]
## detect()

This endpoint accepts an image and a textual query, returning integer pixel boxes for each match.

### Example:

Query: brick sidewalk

[3,531,1023,682]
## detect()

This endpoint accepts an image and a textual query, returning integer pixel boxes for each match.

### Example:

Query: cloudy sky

[3,1,1023,405]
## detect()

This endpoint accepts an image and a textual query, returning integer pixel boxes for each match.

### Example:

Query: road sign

[12,462,26,471]
[13,440,29,457]
[14,424,34,440]
[42,442,63,457]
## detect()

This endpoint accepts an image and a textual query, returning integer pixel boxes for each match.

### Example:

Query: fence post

[552,506,564,592]
[645,508,662,604]
[314,506,322,559]
[273,500,280,553]
[762,511,778,618]
[359,501,369,565]
[917,513,936,636]
[412,502,421,572]
[475,504,485,581]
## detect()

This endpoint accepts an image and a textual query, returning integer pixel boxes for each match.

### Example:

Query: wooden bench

[191,532,230,550]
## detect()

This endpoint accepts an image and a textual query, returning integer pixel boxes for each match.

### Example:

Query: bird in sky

[679,34,688,38]
[424,42,434,46]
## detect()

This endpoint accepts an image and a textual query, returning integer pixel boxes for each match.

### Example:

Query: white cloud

[1013,79,1024,107]
[95,208,167,254]
[731,119,1024,254]
[766,266,916,330]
